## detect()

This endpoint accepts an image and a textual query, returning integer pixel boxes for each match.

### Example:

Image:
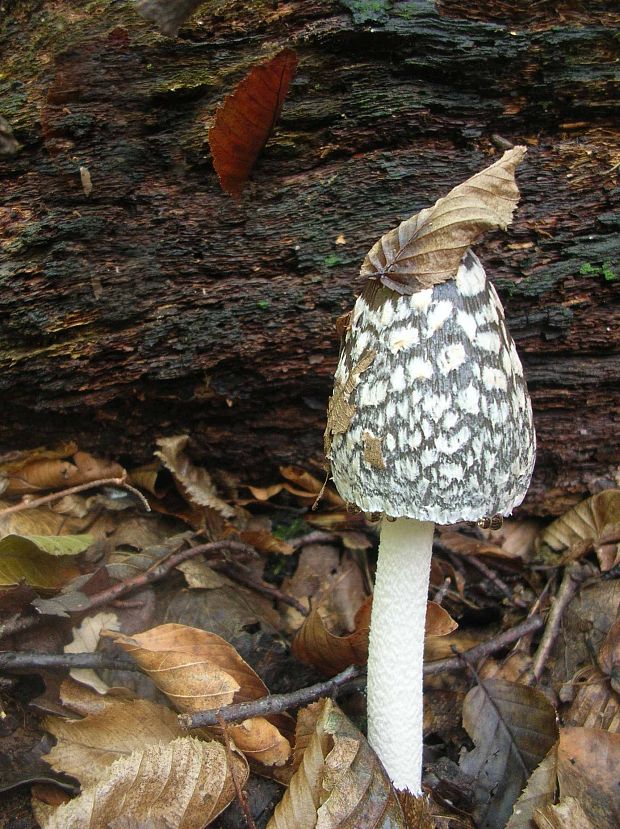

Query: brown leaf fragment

[154,435,234,518]
[362,431,386,470]
[460,678,559,829]
[35,736,246,829]
[105,623,291,766]
[266,699,406,829]
[324,349,376,457]
[506,745,558,829]
[537,490,620,570]
[238,528,295,556]
[425,601,459,637]
[291,607,368,676]
[134,0,206,35]
[42,697,185,788]
[557,726,620,829]
[209,49,298,197]
[599,616,620,693]
[534,797,595,829]
[2,449,124,495]
[360,146,527,294]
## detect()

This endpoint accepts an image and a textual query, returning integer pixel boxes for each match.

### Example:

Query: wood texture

[1,0,619,516]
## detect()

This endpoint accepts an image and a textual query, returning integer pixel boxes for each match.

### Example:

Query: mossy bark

[1,0,618,515]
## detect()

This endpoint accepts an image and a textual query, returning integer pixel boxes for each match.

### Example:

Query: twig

[287,531,339,549]
[468,555,528,608]
[0,652,139,672]
[433,576,451,606]
[213,562,309,616]
[0,476,150,517]
[423,615,544,675]
[0,540,256,642]
[532,563,587,681]
[179,664,364,729]
[217,713,258,829]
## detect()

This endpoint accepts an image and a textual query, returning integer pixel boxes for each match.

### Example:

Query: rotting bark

[0,0,618,516]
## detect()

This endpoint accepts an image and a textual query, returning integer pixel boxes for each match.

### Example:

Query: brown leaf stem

[531,563,588,681]
[0,476,150,517]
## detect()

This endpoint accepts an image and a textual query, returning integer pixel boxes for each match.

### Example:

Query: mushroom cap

[326,250,536,524]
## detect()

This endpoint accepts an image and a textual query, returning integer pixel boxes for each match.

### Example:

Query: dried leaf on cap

[361,146,527,294]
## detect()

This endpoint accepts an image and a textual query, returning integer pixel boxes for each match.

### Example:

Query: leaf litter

[0,433,619,829]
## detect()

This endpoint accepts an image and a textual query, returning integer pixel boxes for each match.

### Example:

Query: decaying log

[1,0,618,515]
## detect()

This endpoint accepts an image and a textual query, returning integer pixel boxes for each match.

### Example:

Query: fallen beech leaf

[489,519,541,560]
[537,490,620,570]
[460,678,558,829]
[209,49,298,197]
[291,606,368,676]
[105,623,291,766]
[439,530,511,559]
[0,535,85,589]
[3,450,124,495]
[35,736,246,829]
[564,670,620,733]
[280,465,343,507]
[154,435,234,517]
[557,726,620,828]
[134,0,206,35]
[534,796,595,829]
[506,745,557,829]
[425,601,459,637]
[267,699,406,828]
[361,146,526,294]
[43,697,185,788]
[64,612,119,694]
[0,443,77,492]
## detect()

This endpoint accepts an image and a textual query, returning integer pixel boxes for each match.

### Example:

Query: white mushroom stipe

[367,517,434,795]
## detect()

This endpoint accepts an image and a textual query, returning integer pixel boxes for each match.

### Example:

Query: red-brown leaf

[209,49,298,197]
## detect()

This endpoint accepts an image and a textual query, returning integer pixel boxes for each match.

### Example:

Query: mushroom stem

[367,516,435,795]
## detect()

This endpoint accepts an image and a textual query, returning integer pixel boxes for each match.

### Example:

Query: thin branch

[0,652,139,672]
[0,539,256,642]
[217,713,258,829]
[179,664,364,729]
[468,555,528,609]
[287,531,339,549]
[532,563,587,681]
[213,561,309,616]
[0,476,150,517]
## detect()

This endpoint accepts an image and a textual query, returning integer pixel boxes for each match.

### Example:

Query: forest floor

[0,439,619,829]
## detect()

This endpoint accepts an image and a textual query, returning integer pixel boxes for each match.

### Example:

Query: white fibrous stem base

[367,516,434,795]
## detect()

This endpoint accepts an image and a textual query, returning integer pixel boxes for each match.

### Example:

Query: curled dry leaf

[267,698,406,829]
[361,146,526,294]
[280,466,343,507]
[105,623,291,766]
[209,49,298,197]
[556,726,620,829]
[2,449,125,495]
[43,696,185,788]
[460,678,558,829]
[64,611,119,694]
[134,0,206,36]
[154,435,234,518]
[537,489,620,570]
[292,598,456,676]
[35,736,247,829]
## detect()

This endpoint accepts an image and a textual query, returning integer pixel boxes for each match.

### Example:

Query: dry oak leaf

[556,726,620,829]
[209,48,298,197]
[460,678,558,829]
[34,736,247,829]
[42,697,185,788]
[154,435,234,518]
[104,623,291,766]
[267,698,406,829]
[361,146,527,294]
[537,489,620,570]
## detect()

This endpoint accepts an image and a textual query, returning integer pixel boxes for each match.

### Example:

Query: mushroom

[324,148,536,796]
